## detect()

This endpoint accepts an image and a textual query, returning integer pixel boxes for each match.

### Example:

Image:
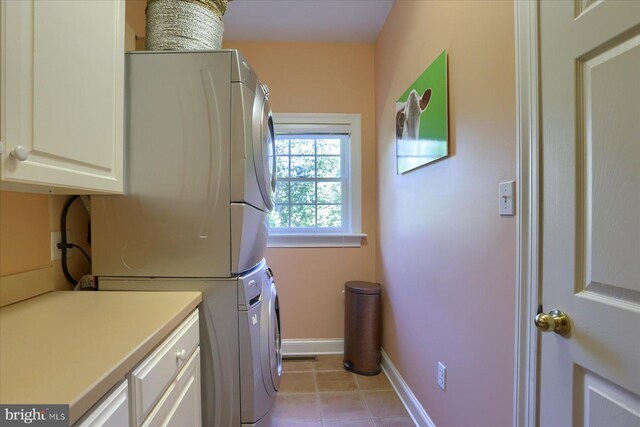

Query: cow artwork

[395,50,449,174]
[396,88,432,140]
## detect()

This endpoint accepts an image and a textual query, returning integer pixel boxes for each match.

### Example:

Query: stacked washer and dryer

[91,50,281,426]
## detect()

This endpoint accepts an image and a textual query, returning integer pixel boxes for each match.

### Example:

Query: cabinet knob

[176,349,187,362]
[11,145,29,161]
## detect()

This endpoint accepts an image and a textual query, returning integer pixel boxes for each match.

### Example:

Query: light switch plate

[499,181,515,216]
[437,361,446,391]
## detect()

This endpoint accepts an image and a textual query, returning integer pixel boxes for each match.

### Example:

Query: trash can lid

[345,281,381,295]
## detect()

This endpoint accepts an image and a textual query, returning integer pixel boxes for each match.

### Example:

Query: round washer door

[271,292,282,390]
[261,278,282,395]
[252,85,276,212]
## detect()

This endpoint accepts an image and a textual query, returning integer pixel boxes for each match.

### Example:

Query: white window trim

[269,113,366,248]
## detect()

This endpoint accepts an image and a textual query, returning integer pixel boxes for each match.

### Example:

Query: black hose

[71,243,92,264]
[60,195,93,285]
[60,195,78,284]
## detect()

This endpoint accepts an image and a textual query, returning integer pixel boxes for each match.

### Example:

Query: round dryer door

[252,84,276,212]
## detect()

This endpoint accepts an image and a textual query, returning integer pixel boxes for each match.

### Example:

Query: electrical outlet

[437,362,446,391]
[51,231,72,261]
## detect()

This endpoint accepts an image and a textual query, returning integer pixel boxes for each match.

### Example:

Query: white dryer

[92,50,275,278]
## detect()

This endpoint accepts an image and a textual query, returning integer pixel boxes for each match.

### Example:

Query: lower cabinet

[75,381,129,427]
[142,349,201,427]
[75,310,201,427]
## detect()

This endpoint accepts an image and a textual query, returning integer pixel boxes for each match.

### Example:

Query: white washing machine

[239,263,282,426]
[92,49,276,278]
[99,259,282,426]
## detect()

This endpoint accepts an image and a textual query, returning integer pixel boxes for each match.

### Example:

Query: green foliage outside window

[270,135,346,230]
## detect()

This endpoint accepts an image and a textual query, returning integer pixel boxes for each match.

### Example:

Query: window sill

[267,233,367,248]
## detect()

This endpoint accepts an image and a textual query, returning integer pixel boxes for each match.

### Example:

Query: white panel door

[0,0,124,194]
[539,1,640,425]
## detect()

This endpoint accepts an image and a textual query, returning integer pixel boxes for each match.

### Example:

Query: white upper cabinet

[0,0,124,194]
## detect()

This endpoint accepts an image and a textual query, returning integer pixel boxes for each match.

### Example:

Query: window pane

[317,205,341,228]
[290,181,315,204]
[271,116,357,236]
[317,139,341,155]
[291,205,316,227]
[316,156,341,178]
[275,139,289,155]
[275,181,289,204]
[290,156,315,178]
[290,139,315,155]
[276,156,289,178]
[270,206,290,228]
[317,182,341,204]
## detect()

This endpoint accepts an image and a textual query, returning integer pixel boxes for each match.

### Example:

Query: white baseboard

[281,338,344,356]
[381,349,436,427]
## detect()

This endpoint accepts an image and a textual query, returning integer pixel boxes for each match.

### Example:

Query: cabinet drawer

[130,310,199,426]
[74,381,128,427]
[142,347,201,427]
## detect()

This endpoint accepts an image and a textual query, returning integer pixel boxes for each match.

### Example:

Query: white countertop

[0,290,201,424]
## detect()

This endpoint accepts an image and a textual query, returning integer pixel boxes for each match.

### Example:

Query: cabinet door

[75,381,128,427]
[0,0,124,194]
[142,348,202,427]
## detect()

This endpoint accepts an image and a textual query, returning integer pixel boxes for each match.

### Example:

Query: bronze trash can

[343,281,382,375]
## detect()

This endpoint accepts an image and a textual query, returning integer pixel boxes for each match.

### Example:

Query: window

[268,113,365,247]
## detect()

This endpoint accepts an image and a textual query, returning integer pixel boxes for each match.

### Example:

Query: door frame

[513,1,540,427]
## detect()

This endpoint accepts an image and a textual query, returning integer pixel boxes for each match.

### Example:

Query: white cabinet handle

[176,349,187,362]
[11,145,29,161]
[0,141,5,156]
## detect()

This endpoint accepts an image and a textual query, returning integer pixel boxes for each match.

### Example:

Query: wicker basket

[145,0,230,50]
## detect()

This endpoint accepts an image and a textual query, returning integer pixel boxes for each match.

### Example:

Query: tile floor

[270,355,415,426]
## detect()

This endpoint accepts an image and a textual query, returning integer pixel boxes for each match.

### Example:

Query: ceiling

[222,0,395,43]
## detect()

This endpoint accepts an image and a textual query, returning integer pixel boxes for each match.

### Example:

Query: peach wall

[125,0,146,37]
[375,2,516,426]
[223,41,377,339]
[0,191,92,301]
[0,191,50,276]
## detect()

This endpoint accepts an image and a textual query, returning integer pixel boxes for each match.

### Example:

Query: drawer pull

[176,349,187,362]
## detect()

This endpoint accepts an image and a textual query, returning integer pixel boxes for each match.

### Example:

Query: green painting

[396,50,448,174]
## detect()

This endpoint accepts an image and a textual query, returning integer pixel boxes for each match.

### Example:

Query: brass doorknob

[535,309,570,335]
